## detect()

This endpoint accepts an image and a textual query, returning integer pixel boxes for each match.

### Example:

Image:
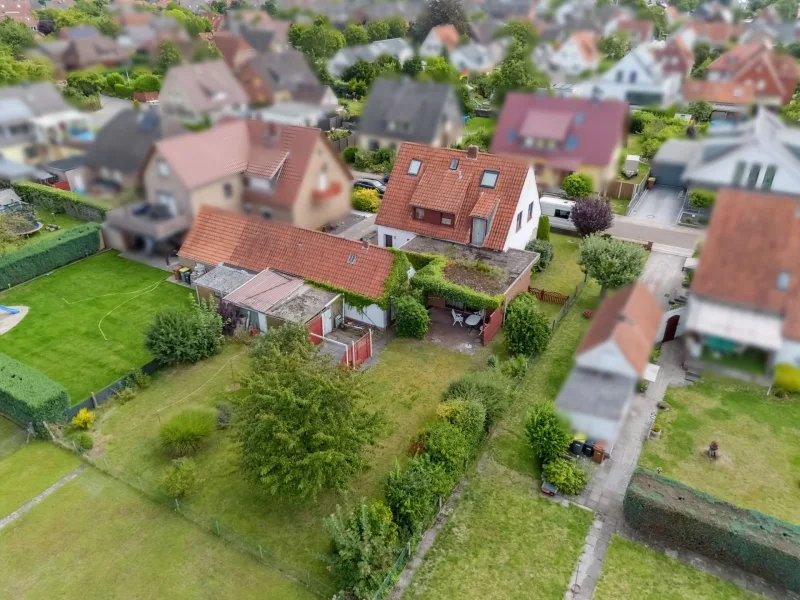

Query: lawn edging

[65,358,162,418]
[624,467,800,593]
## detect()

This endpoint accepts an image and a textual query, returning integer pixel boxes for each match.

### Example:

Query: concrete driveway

[628,185,684,225]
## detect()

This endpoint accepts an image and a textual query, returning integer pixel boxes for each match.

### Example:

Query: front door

[384,234,393,248]
[322,308,333,334]
[662,315,680,343]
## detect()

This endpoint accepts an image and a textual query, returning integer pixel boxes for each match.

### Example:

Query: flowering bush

[71,408,94,429]
[583,310,593,319]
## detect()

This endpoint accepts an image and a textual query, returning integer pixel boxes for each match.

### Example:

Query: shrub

[524,402,571,466]
[71,407,94,429]
[12,181,109,222]
[385,455,452,536]
[114,386,137,405]
[504,293,551,356]
[688,188,716,208]
[342,146,358,164]
[486,353,499,368]
[351,188,381,212]
[775,363,800,393]
[0,222,101,288]
[436,398,485,450]
[113,83,133,99]
[525,239,554,272]
[159,457,200,498]
[629,110,655,134]
[501,354,528,379]
[324,500,398,599]
[0,353,68,435]
[640,138,662,160]
[637,380,649,393]
[216,402,232,429]
[542,458,587,495]
[561,173,593,198]
[129,368,151,389]
[422,421,471,474]
[68,430,94,451]
[250,323,314,361]
[687,100,712,122]
[571,195,614,237]
[443,370,511,431]
[145,298,223,366]
[536,215,550,240]
[158,408,216,457]
[394,295,429,338]
[353,149,375,171]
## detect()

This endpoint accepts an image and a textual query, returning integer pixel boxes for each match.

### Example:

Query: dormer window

[449,158,459,170]
[480,170,498,188]
[414,207,424,220]
[408,159,422,176]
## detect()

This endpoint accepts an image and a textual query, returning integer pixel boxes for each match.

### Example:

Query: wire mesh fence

[0,428,32,460]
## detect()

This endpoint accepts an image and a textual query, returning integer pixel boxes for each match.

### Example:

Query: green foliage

[250,323,314,361]
[144,299,223,366]
[343,23,369,46]
[578,234,646,295]
[0,353,68,434]
[0,48,53,86]
[775,0,799,22]
[385,15,408,38]
[536,215,550,241]
[114,386,137,405]
[385,455,451,536]
[351,188,381,212]
[542,458,587,495]
[155,41,182,75]
[418,55,459,83]
[775,363,800,393]
[0,16,35,56]
[216,402,232,430]
[402,55,424,77]
[640,138,663,160]
[598,30,631,60]
[442,370,512,431]
[421,420,472,475]
[394,295,429,339]
[342,146,358,164]
[13,181,108,222]
[290,23,345,59]
[113,83,133,99]
[0,222,101,289]
[412,0,468,41]
[562,173,594,198]
[132,73,161,92]
[437,398,486,451]
[158,407,216,457]
[366,19,390,42]
[688,188,715,208]
[526,238,554,272]
[500,354,528,379]
[235,341,382,499]
[324,500,399,599]
[342,58,377,84]
[192,40,222,62]
[129,368,151,390]
[409,253,503,310]
[159,457,201,498]
[71,407,94,429]
[487,41,549,106]
[493,20,538,47]
[504,293,551,356]
[687,100,712,122]
[524,402,572,466]
[69,430,94,451]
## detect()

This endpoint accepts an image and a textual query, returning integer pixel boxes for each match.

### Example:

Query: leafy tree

[343,23,369,46]
[536,215,550,241]
[524,402,571,466]
[443,370,511,431]
[419,55,459,83]
[366,19,390,41]
[235,338,382,499]
[504,293,551,356]
[468,71,493,99]
[401,55,423,77]
[192,40,222,62]
[645,5,667,38]
[0,17,35,56]
[37,19,56,35]
[375,53,401,74]
[788,41,800,59]
[348,79,368,98]
[145,298,223,365]
[493,20,537,47]
[640,138,663,160]
[672,0,699,11]
[457,79,475,116]
[571,195,614,237]
[561,173,593,198]
[488,44,548,106]
[687,100,712,122]
[412,0,468,41]
[66,70,106,96]
[250,323,314,361]
[385,455,452,535]
[288,23,309,48]
[692,41,710,68]
[209,0,227,13]
[776,0,799,22]
[385,15,408,38]
[132,73,161,92]
[155,41,182,75]
[95,15,121,37]
[394,295,429,338]
[325,500,399,599]
[294,24,345,59]
[598,30,631,60]
[577,234,647,297]
[262,0,276,15]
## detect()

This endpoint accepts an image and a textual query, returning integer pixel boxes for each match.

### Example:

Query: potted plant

[650,424,662,439]
[646,176,656,190]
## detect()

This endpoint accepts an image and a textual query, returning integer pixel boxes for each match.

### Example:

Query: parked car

[353,178,386,197]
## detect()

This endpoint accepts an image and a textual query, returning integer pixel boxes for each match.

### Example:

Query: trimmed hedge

[624,467,800,592]
[406,251,504,310]
[12,181,111,223]
[0,222,101,288]
[688,188,716,209]
[0,353,69,434]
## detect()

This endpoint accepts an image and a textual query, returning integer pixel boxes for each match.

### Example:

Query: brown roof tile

[681,80,755,104]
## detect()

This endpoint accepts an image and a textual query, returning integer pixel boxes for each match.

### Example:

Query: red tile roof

[691,189,800,340]
[492,94,628,168]
[707,43,800,104]
[431,24,460,52]
[687,20,744,45]
[375,143,531,251]
[616,19,654,42]
[570,31,599,64]
[210,31,254,69]
[180,207,396,300]
[577,282,663,376]
[681,80,755,104]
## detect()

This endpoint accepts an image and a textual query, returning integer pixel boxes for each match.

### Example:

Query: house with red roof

[681,80,755,120]
[614,19,654,46]
[420,24,461,58]
[491,93,629,192]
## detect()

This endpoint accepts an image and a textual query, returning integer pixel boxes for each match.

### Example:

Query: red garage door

[307,315,323,344]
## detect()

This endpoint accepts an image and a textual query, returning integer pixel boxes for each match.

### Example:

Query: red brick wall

[504,268,532,304]
[481,307,503,344]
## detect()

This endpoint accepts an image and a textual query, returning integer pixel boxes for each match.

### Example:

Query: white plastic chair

[452,309,464,327]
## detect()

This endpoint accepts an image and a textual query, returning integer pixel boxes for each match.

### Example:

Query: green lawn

[594,536,763,600]
[91,338,478,585]
[0,251,192,404]
[341,98,363,116]
[403,462,594,600]
[464,116,496,134]
[0,466,315,600]
[639,375,800,524]
[0,442,80,518]
[530,233,585,296]
[0,415,19,443]
[0,212,86,253]
[610,197,630,215]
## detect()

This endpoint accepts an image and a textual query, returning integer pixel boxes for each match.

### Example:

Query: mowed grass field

[0,251,192,404]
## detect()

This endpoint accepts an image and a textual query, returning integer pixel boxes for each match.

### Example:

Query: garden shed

[193,263,256,302]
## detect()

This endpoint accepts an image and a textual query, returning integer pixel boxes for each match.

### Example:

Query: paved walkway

[640,251,687,309]
[628,185,684,225]
[0,465,86,530]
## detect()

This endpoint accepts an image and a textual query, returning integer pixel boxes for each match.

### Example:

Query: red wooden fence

[340,330,372,367]
[307,315,323,344]
[481,307,503,345]
[529,287,569,305]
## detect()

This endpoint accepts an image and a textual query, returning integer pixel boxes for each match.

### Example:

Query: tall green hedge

[624,468,800,592]
[12,181,111,223]
[405,251,503,310]
[0,353,69,434]
[0,222,101,288]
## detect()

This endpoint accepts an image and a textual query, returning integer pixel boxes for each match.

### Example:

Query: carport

[650,139,697,189]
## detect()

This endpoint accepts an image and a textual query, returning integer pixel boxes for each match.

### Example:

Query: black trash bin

[570,440,585,455]
[583,439,595,457]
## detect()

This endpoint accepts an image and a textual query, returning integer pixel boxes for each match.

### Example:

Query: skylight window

[566,136,578,151]
[480,170,499,188]
[777,271,790,291]
[408,159,422,176]
[449,158,459,170]
[347,254,356,265]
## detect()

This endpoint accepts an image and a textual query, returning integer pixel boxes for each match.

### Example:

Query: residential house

[685,189,800,382]
[469,19,503,45]
[159,60,248,125]
[208,31,257,72]
[178,206,400,329]
[652,29,696,78]
[556,282,662,449]
[237,49,336,108]
[694,1,733,23]
[327,38,414,78]
[357,78,463,150]
[376,143,541,252]
[614,19,654,46]
[650,108,800,194]
[450,38,510,73]
[681,80,755,120]
[705,42,799,105]
[222,10,289,53]
[117,16,191,59]
[420,24,461,58]
[543,2,628,43]
[664,5,685,27]
[492,93,629,191]
[106,118,352,252]
[42,155,86,192]
[0,0,36,30]
[59,25,101,40]
[251,102,333,127]
[574,41,683,107]
[548,31,600,76]
[61,36,129,71]
[684,20,744,48]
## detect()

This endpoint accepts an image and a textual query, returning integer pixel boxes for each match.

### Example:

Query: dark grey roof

[555,367,635,420]
[267,285,338,323]
[83,109,169,175]
[0,82,69,117]
[45,155,86,171]
[194,264,256,295]
[240,29,276,53]
[358,77,461,144]
[247,49,318,91]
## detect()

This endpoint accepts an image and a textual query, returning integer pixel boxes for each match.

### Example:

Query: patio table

[465,313,482,327]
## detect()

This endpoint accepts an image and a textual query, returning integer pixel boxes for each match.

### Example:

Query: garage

[650,139,697,189]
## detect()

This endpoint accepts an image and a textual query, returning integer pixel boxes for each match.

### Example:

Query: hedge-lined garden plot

[0,251,190,404]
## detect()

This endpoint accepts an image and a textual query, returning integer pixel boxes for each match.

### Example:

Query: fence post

[91,392,97,409]
[72,440,78,454]
[175,498,180,512]
[215,520,220,536]
[258,544,264,560]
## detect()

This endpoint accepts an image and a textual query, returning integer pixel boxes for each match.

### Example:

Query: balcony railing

[106,202,192,241]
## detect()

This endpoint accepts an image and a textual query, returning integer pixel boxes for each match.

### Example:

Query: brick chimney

[466,145,479,160]
[362,239,370,249]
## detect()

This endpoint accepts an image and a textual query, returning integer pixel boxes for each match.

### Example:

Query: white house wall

[776,339,800,368]
[575,339,639,379]
[655,305,688,342]
[503,167,541,251]
[344,302,387,328]
[377,225,416,249]
[553,38,596,76]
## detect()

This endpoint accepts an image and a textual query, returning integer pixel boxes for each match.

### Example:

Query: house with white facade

[450,38,510,73]
[549,31,601,76]
[685,189,800,382]
[420,24,460,58]
[651,108,800,194]
[327,38,414,78]
[573,41,683,107]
